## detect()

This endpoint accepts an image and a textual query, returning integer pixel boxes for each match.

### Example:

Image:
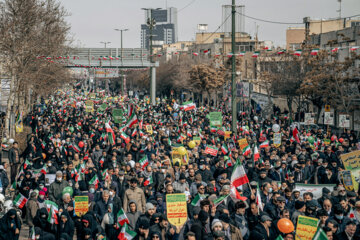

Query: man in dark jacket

[94,190,112,222]
[9,141,21,183]
[0,165,9,194]
[48,171,69,205]
[334,221,357,240]
[250,215,274,240]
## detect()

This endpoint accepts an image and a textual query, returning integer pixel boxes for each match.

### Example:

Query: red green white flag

[45,200,59,224]
[143,175,153,186]
[311,48,319,55]
[294,49,302,56]
[256,183,263,211]
[252,51,260,58]
[277,49,286,54]
[331,47,339,52]
[124,113,138,129]
[89,175,100,189]
[231,160,249,188]
[139,156,149,170]
[350,46,359,51]
[13,193,28,208]
[253,145,260,162]
[239,51,246,56]
[117,208,130,227]
[221,144,229,155]
[181,101,196,111]
[205,145,218,156]
[118,223,137,240]
[120,132,130,144]
[106,122,116,145]
[259,140,269,148]
[242,145,251,156]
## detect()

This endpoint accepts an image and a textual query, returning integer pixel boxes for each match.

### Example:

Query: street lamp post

[114,29,129,95]
[231,0,237,136]
[142,8,161,105]
[100,41,111,48]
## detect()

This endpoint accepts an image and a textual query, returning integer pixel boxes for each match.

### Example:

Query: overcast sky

[62,0,360,49]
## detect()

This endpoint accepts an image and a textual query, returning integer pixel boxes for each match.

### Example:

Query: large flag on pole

[106,122,116,145]
[118,223,137,240]
[117,208,130,227]
[231,160,249,188]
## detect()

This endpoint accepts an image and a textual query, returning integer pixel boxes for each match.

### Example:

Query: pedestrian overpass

[66,48,159,68]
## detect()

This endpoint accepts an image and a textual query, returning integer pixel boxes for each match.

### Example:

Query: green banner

[99,103,107,112]
[112,109,123,124]
[209,112,222,126]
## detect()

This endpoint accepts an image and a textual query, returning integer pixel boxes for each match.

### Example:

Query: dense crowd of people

[0,87,359,240]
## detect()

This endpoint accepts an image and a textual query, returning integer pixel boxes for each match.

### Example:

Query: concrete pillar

[151,67,156,105]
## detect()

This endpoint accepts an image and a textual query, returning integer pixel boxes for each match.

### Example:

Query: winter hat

[219,213,231,224]
[39,191,46,196]
[145,202,155,211]
[211,219,223,229]
[295,200,305,210]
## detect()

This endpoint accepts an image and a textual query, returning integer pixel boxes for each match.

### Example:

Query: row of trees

[256,48,360,121]
[0,0,72,138]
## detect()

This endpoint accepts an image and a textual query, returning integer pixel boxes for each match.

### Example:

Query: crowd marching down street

[0,86,359,240]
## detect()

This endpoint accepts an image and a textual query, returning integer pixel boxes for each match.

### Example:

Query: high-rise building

[141,7,178,50]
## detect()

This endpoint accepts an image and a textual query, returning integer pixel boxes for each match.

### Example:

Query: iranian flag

[191,194,208,206]
[239,51,246,56]
[350,46,359,51]
[230,185,247,202]
[139,156,149,170]
[124,113,138,129]
[143,175,153,186]
[193,52,199,56]
[205,145,218,156]
[117,208,130,227]
[252,51,260,58]
[277,49,286,54]
[221,144,229,155]
[253,145,260,162]
[30,226,36,240]
[41,141,46,149]
[259,140,269,148]
[311,48,319,55]
[131,128,138,137]
[331,47,339,52]
[139,130,145,137]
[45,200,59,224]
[242,145,251,156]
[73,143,81,153]
[24,159,32,169]
[118,223,137,240]
[231,160,249,188]
[213,194,230,207]
[89,175,100,189]
[292,126,300,143]
[13,193,28,208]
[210,126,218,133]
[120,132,130,144]
[256,183,263,211]
[294,49,302,56]
[312,226,328,240]
[106,122,116,145]
[40,165,47,175]
[181,101,196,111]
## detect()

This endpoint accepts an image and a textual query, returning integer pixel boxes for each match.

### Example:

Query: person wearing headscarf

[57,211,75,239]
[0,209,22,240]
[33,208,54,234]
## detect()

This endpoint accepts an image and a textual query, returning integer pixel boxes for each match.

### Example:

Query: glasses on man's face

[154,218,160,221]
[152,236,160,239]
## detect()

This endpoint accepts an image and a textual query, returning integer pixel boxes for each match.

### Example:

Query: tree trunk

[4,68,17,139]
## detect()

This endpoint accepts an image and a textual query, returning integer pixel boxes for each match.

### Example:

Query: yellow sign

[85,100,94,113]
[171,147,189,166]
[295,215,318,240]
[273,133,281,148]
[15,123,23,133]
[166,194,187,226]
[193,137,201,145]
[74,196,89,217]
[146,125,153,135]
[325,105,331,112]
[238,138,249,152]
[341,150,360,191]
[224,131,232,140]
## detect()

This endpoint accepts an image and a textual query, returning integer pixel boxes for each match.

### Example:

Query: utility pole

[114,28,129,95]
[142,8,160,105]
[231,0,237,135]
